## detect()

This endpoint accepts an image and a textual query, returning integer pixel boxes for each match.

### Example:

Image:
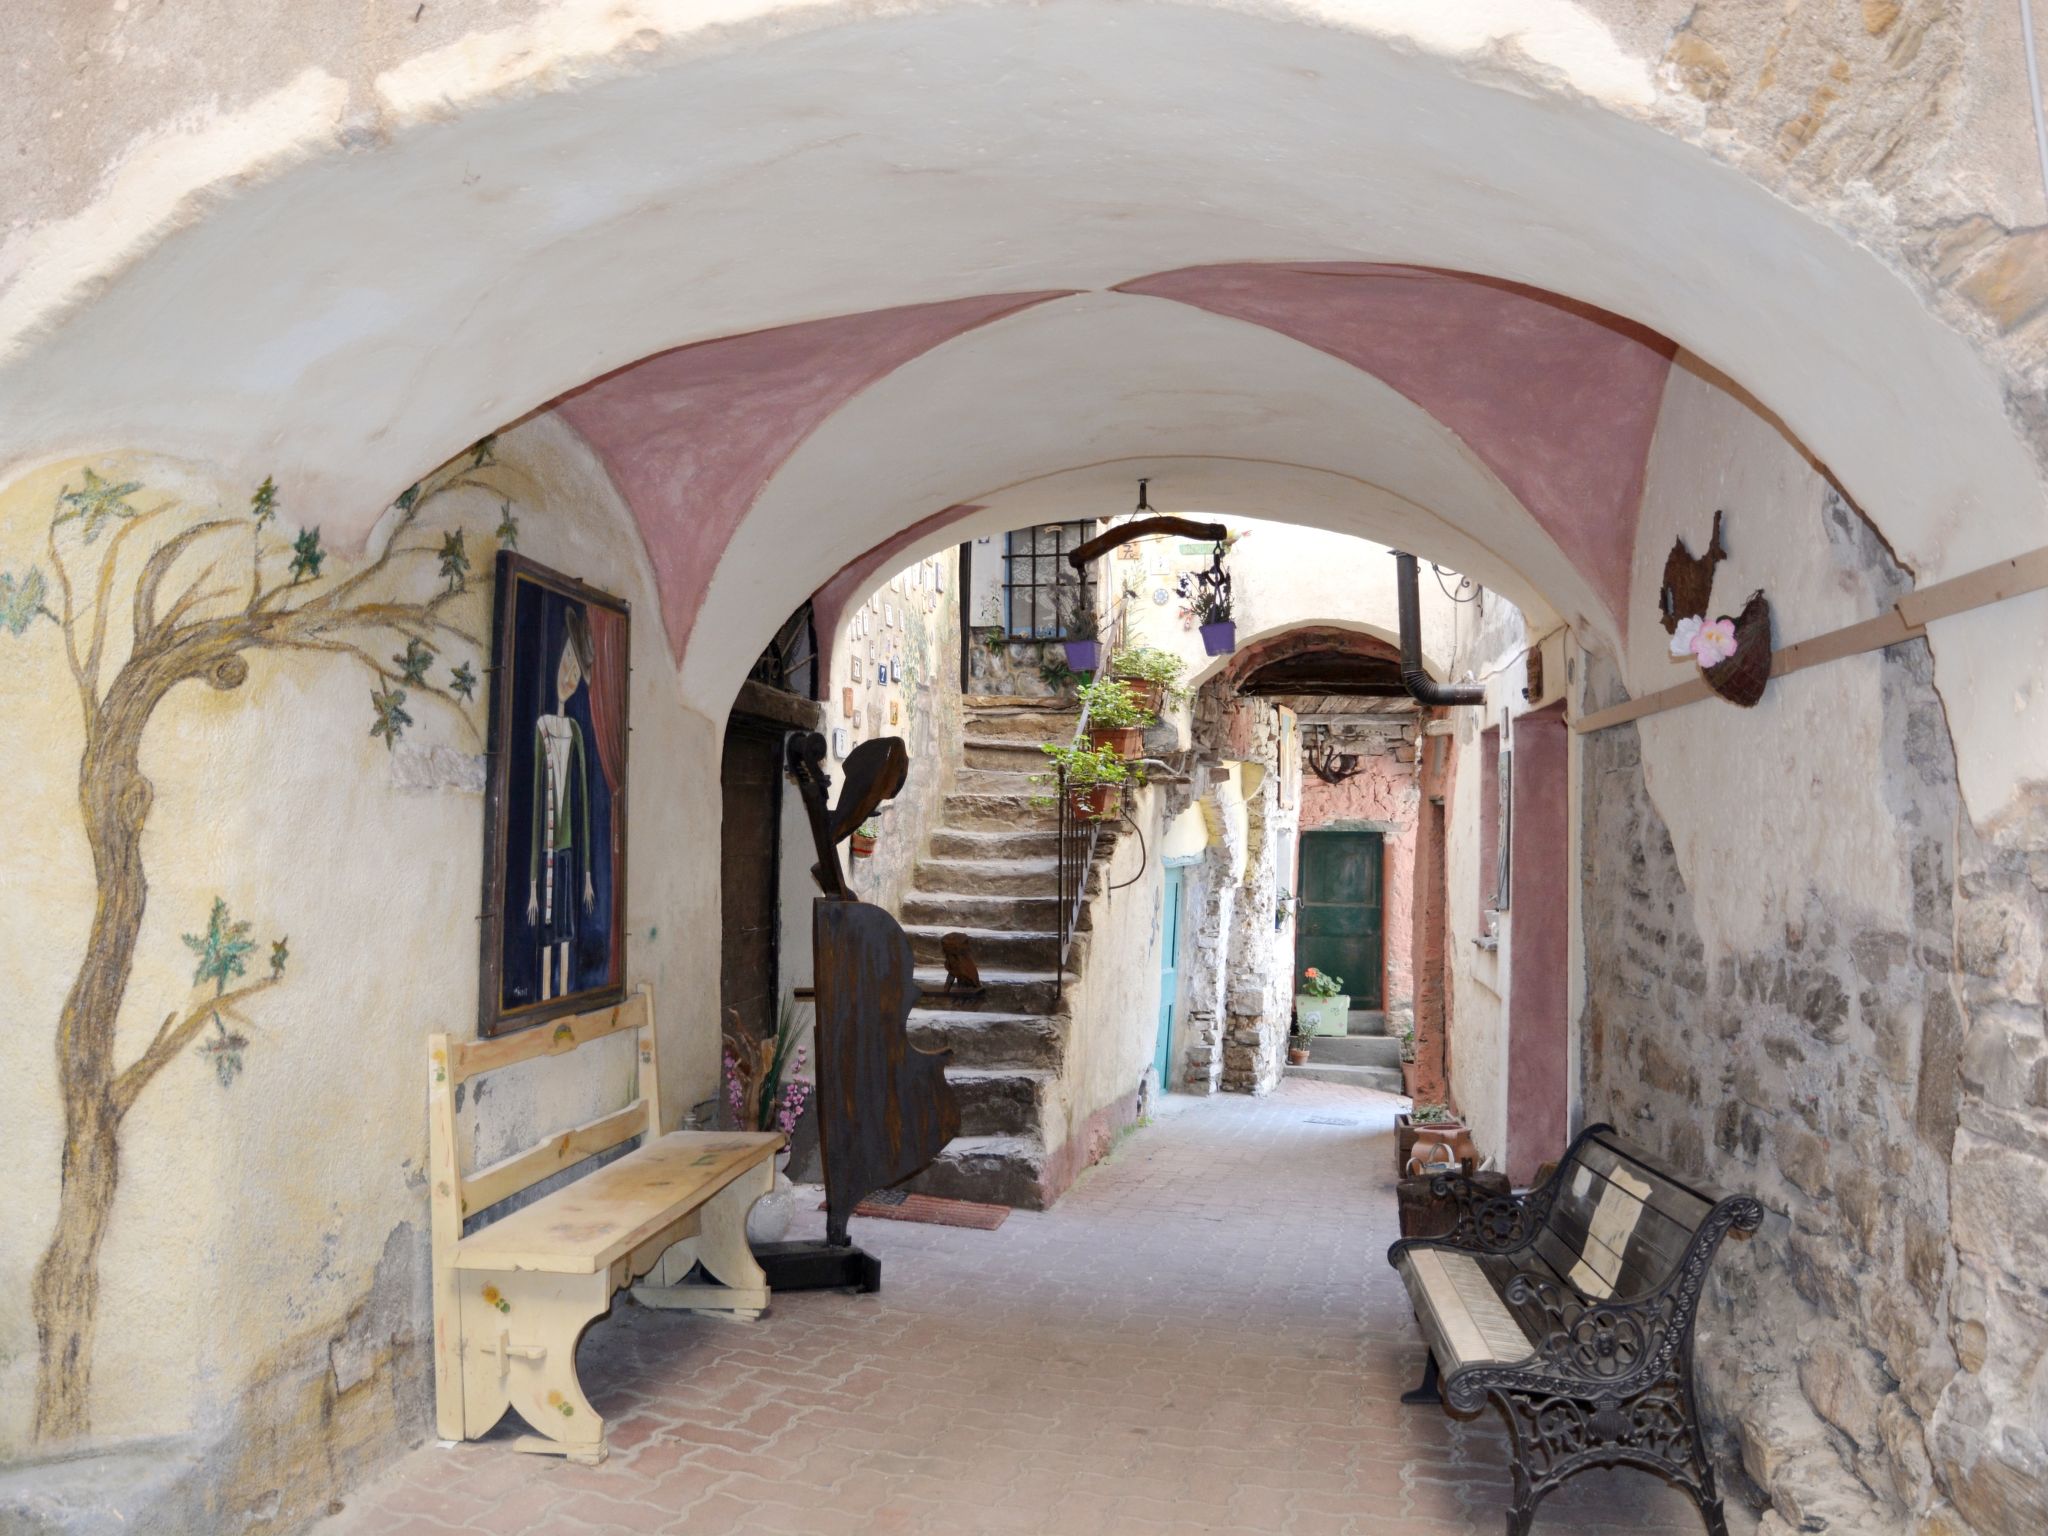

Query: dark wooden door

[1296,830,1384,1010]
[720,717,784,1050]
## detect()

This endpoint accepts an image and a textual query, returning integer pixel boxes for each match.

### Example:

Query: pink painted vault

[1118,264,1676,628]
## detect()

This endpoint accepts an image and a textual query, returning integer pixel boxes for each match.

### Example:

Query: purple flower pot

[1199,621,1236,656]
[1063,639,1101,673]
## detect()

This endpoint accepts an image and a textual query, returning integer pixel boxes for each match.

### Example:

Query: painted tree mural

[2,448,511,1441]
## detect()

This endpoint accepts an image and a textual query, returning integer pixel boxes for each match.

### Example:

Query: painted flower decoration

[1691,617,1739,667]
[1668,615,1704,660]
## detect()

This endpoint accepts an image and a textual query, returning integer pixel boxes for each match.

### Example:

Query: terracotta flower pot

[849,832,877,858]
[1087,724,1145,759]
[1069,783,1123,822]
[1119,677,1166,715]
[1395,1112,1468,1178]
[1287,1043,1311,1066]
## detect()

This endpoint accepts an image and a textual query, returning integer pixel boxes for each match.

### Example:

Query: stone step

[964,736,1058,772]
[940,790,1059,831]
[900,891,1077,934]
[962,708,1083,744]
[1282,1061,1403,1094]
[911,855,1060,896]
[1308,1033,1402,1069]
[908,1009,1064,1069]
[954,766,1044,795]
[949,1068,1052,1137]
[906,924,1061,970]
[929,826,1063,859]
[911,1134,1049,1210]
[913,967,1068,1015]
[1347,1010,1391,1037]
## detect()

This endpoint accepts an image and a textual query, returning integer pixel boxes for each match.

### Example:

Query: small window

[1002,522,1095,638]
[1477,726,1500,925]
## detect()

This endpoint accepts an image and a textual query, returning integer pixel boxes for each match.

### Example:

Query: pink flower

[1668,615,1704,660]
[1690,617,1739,667]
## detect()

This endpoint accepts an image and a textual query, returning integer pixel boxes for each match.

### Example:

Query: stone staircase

[900,696,1108,1209]
[1283,1008,1404,1094]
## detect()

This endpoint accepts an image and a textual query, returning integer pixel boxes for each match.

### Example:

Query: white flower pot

[1294,993,1351,1036]
[746,1151,796,1246]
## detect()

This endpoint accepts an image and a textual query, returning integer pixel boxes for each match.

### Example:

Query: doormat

[820,1189,1009,1230]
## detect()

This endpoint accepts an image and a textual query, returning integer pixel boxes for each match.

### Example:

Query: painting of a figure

[479,553,630,1035]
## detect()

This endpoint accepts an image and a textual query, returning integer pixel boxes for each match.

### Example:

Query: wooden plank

[1898,544,2048,629]
[425,1032,468,1440]
[454,1131,781,1275]
[635,982,663,1138]
[461,1100,650,1219]
[450,991,648,1083]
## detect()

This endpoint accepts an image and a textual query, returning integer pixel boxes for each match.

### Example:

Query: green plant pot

[1294,993,1350,1036]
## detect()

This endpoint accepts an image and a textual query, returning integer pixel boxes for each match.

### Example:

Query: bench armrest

[1421,1171,1547,1254]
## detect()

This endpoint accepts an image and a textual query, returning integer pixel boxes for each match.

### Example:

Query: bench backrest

[426,985,660,1233]
[1531,1126,1726,1303]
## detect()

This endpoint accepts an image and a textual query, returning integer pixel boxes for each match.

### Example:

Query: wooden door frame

[719,711,790,1042]
[1293,825,1389,1012]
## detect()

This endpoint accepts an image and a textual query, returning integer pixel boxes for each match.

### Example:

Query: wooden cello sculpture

[759,731,960,1291]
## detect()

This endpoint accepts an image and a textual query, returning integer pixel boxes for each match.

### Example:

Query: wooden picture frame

[478,552,631,1037]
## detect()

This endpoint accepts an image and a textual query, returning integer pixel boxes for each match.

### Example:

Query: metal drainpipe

[1393,551,1486,706]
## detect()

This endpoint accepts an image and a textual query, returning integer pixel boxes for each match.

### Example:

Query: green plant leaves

[184,897,256,996]
[495,501,519,549]
[437,529,470,593]
[249,475,279,526]
[369,683,413,748]
[394,637,434,685]
[448,660,478,701]
[55,468,143,543]
[289,526,325,583]
[0,566,49,635]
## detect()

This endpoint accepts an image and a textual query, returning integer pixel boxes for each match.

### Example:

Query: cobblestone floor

[316,1081,1738,1535]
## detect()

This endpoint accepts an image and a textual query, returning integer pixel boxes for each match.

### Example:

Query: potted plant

[1108,645,1188,716]
[1287,1013,1314,1066]
[722,999,815,1244]
[1178,539,1236,655]
[1077,675,1154,759]
[1294,966,1349,1036]
[1056,583,1101,674]
[849,818,878,859]
[1394,1100,1468,1179]
[1033,740,1138,822]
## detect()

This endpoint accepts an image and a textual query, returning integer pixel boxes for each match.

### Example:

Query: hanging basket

[1702,590,1773,708]
[1063,638,1101,673]
[1068,783,1124,822]
[1199,620,1237,656]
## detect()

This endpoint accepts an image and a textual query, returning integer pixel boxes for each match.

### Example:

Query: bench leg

[631,1161,774,1317]
[1399,1350,1442,1406]
[459,1269,612,1464]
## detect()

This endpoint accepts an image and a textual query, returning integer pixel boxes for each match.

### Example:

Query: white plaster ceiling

[682,292,1579,707]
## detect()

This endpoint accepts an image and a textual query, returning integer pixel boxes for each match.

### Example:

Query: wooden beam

[1065,517,1228,570]
[1575,544,2048,734]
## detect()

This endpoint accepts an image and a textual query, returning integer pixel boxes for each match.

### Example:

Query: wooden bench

[1387,1122,1763,1536]
[428,986,782,1464]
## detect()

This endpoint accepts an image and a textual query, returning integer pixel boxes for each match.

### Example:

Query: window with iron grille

[1002,521,1095,638]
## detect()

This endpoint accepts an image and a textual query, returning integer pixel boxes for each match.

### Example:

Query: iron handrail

[1054,594,1128,997]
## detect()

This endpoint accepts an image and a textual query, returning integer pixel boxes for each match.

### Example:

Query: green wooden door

[1296,830,1384,1010]
[1155,865,1184,1091]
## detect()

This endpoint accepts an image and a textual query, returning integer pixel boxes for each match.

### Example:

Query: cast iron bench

[428,986,782,1463]
[1387,1122,1762,1536]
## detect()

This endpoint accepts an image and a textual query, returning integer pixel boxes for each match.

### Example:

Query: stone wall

[1579,489,2048,1533]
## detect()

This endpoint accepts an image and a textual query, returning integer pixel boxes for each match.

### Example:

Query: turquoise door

[1155,866,1184,1092]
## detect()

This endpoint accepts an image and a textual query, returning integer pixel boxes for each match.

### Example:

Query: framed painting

[478,552,631,1036]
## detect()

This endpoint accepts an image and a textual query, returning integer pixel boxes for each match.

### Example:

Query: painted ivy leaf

[289,526,325,583]
[270,937,289,980]
[438,529,470,593]
[495,501,519,550]
[394,482,421,514]
[369,683,412,749]
[197,1023,251,1089]
[449,660,478,701]
[470,434,498,468]
[394,637,435,685]
[249,475,279,526]
[0,566,49,636]
[56,468,144,543]
[184,897,256,996]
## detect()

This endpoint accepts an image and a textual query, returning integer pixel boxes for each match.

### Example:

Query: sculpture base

[753,1241,882,1294]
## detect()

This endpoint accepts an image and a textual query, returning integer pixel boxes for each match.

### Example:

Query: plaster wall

[0,417,721,1527]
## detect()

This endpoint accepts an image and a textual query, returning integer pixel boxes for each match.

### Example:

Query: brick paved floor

[317,1081,1744,1535]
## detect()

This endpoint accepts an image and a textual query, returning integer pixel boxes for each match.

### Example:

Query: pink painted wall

[556,294,1065,661]
[1299,746,1420,1011]
[1506,702,1571,1185]
[1119,263,1674,629]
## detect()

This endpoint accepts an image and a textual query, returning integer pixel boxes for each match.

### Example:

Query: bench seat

[1388,1122,1763,1536]
[429,989,784,1464]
